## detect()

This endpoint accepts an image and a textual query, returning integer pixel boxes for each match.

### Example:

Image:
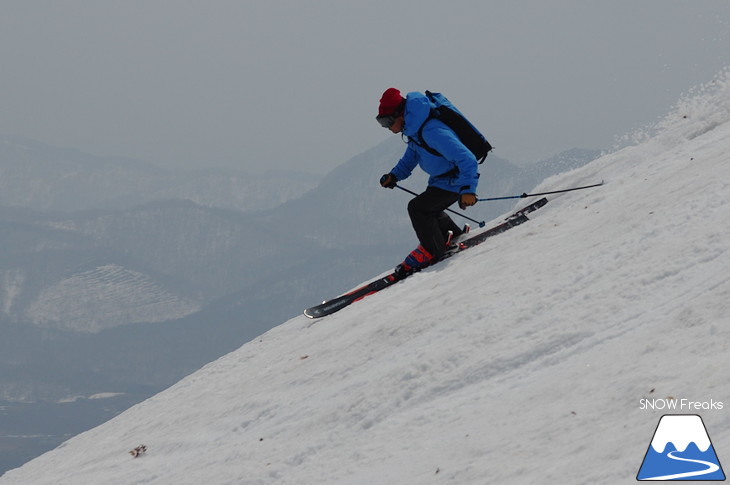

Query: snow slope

[2,71,730,484]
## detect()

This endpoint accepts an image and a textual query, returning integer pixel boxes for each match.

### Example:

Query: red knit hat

[378,88,405,116]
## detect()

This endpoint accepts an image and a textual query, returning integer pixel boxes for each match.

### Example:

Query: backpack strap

[410,92,442,156]
[414,112,442,157]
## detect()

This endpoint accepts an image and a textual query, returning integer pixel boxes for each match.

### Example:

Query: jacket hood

[402,92,432,137]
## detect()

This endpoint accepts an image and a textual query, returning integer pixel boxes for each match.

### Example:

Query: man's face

[389,115,404,134]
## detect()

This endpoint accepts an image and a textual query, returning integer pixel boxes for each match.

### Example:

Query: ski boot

[394,245,434,278]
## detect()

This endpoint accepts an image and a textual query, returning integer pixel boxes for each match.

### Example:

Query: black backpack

[415,91,492,164]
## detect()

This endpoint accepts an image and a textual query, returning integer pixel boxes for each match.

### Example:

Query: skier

[376,87,479,276]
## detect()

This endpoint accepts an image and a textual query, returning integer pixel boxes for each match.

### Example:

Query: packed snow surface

[2,71,730,484]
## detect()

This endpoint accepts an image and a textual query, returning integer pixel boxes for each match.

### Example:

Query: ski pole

[394,184,487,227]
[477,181,604,202]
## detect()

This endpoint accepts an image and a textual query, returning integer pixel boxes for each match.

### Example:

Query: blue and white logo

[637,414,725,481]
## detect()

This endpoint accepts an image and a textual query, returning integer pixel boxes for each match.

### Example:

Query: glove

[380,173,398,189]
[459,193,477,210]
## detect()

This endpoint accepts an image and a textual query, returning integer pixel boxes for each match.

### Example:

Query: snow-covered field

[28,264,200,332]
[2,71,729,484]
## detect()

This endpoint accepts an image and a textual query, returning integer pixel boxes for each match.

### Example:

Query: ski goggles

[376,113,397,128]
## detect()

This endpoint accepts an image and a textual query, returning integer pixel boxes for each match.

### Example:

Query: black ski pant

[407,186,463,259]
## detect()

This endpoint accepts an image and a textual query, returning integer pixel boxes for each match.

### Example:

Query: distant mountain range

[0,135,319,213]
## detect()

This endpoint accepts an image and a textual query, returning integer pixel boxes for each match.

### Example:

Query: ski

[303,197,548,319]
[303,273,402,319]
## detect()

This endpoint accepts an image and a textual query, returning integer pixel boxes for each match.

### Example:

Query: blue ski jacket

[389,91,479,195]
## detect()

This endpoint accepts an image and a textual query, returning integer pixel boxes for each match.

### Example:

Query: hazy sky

[1,1,729,174]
